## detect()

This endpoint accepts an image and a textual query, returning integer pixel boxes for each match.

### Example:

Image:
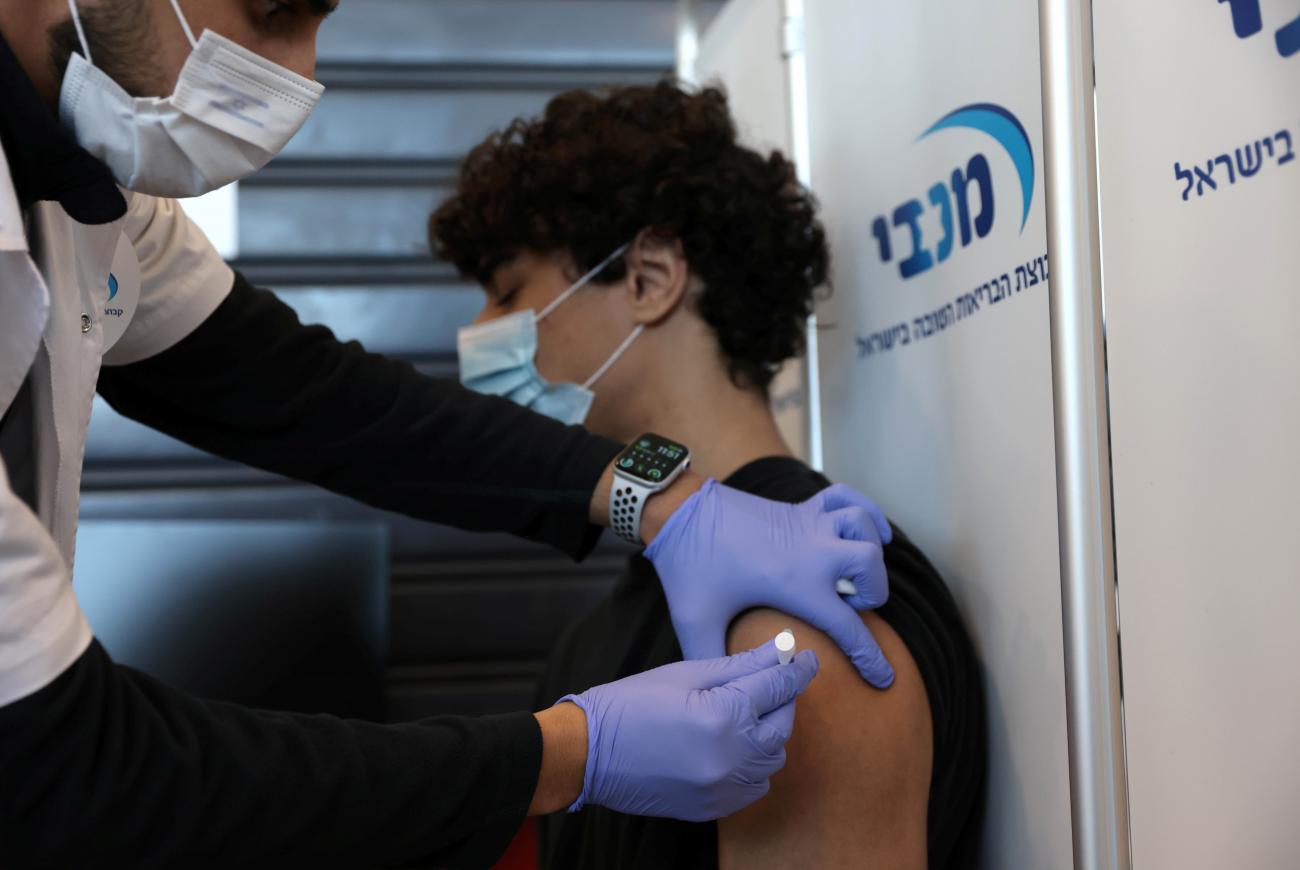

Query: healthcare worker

[0,1,895,866]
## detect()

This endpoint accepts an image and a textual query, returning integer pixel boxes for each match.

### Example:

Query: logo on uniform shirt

[105,273,124,317]
[101,234,141,351]
[105,273,123,316]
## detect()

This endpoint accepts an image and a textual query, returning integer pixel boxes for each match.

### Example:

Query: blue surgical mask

[457,244,642,426]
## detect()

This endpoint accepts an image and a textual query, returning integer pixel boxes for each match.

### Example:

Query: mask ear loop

[66,0,93,65]
[583,324,644,389]
[168,0,199,48]
[536,243,631,323]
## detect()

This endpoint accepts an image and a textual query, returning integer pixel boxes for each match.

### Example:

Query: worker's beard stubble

[48,0,166,100]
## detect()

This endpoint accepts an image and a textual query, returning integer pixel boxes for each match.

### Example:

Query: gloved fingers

[745,742,788,782]
[674,622,728,664]
[814,483,893,544]
[642,477,717,557]
[827,538,889,610]
[684,639,782,688]
[730,737,788,799]
[829,505,882,544]
[738,735,789,790]
[816,600,896,689]
[693,779,771,823]
[724,648,818,718]
[672,610,737,667]
[749,696,798,756]
[842,583,886,613]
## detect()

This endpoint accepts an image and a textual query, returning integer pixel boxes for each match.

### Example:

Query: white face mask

[58,0,324,198]
[457,244,643,427]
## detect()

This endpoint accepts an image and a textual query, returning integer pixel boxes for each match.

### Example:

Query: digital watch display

[610,433,691,544]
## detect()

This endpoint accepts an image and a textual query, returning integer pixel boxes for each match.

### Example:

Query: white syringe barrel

[775,629,796,666]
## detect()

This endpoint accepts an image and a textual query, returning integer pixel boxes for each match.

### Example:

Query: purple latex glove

[644,479,895,688]
[559,640,819,822]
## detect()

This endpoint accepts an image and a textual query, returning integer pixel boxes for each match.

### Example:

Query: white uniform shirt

[0,140,233,707]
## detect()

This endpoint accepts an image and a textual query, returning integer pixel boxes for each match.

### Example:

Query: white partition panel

[1093,1,1300,866]
[693,0,790,154]
[801,2,1073,866]
[693,0,810,462]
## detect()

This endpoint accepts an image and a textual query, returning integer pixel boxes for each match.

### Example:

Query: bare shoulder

[718,608,933,870]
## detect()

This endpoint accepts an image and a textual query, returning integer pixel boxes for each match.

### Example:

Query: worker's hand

[644,479,896,688]
[557,640,818,822]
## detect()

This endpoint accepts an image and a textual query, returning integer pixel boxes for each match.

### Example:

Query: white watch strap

[610,477,653,544]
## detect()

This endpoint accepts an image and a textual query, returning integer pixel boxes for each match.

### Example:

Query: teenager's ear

[622,229,690,326]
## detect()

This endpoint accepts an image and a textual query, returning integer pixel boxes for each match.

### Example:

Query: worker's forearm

[0,639,540,867]
[98,273,623,561]
[589,463,706,544]
[530,702,588,815]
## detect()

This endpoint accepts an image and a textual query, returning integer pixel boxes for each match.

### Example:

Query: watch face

[615,434,689,485]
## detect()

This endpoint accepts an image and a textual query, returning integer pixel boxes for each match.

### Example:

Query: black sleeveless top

[536,457,987,869]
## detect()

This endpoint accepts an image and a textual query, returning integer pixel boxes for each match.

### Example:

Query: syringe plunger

[775,629,796,666]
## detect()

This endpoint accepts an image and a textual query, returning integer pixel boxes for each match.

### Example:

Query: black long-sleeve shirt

[1,274,623,869]
[96,273,621,560]
[0,26,624,864]
[0,640,543,868]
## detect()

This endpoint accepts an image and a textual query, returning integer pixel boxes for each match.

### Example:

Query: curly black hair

[430,80,829,392]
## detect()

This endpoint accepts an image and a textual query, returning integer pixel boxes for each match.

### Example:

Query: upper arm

[719,608,932,870]
[103,193,234,367]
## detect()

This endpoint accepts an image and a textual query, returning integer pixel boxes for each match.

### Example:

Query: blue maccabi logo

[872,102,1035,281]
[107,273,119,302]
[1219,0,1299,58]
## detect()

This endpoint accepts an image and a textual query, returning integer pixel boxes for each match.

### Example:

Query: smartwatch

[609,433,692,544]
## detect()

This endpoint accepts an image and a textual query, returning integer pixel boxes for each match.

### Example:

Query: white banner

[1093,1,1300,866]
[803,1,1071,866]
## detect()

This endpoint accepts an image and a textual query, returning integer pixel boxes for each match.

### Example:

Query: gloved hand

[644,479,895,688]
[558,640,819,822]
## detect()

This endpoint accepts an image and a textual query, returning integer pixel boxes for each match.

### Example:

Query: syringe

[775,628,796,666]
